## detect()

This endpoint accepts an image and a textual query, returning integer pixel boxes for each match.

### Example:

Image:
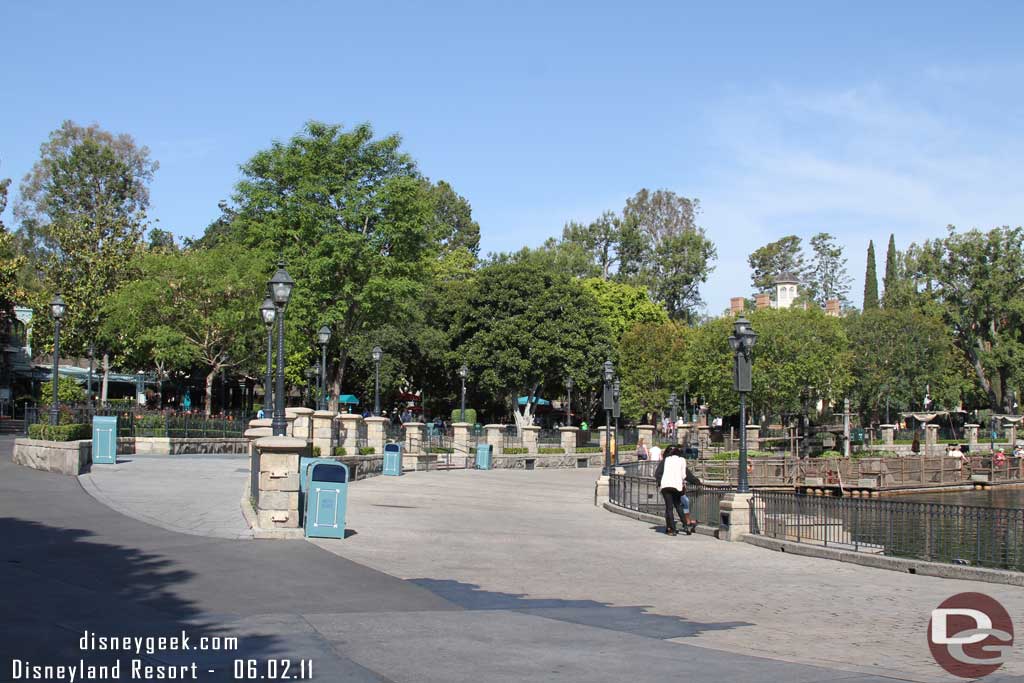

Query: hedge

[450,408,477,424]
[503,447,528,454]
[538,447,565,454]
[576,446,601,453]
[28,423,91,442]
[358,446,376,455]
[333,447,347,456]
[428,446,454,454]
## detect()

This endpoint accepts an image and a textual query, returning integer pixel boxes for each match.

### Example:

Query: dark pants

[661,487,687,531]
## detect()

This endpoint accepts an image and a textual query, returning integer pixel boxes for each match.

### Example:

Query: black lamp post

[373,346,384,417]
[613,378,621,464]
[49,294,66,425]
[87,342,95,411]
[669,392,678,424]
[564,376,573,427]
[260,298,276,418]
[728,316,758,493]
[317,326,332,411]
[268,263,294,436]
[458,363,468,422]
[602,360,614,474]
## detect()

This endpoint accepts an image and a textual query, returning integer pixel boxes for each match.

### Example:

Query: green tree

[39,376,85,407]
[220,121,435,405]
[863,240,879,310]
[101,246,265,416]
[14,121,156,356]
[580,277,668,344]
[806,232,851,306]
[748,235,806,294]
[561,211,621,279]
[911,226,1024,412]
[844,308,964,419]
[0,172,25,325]
[882,233,898,307]
[617,321,688,421]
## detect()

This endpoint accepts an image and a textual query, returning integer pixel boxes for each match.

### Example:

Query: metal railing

[749,491,1024,571]
[24,406,247,438]
[608,472,737,529]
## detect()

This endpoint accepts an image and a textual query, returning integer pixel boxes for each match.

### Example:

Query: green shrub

[538,447,565,454]
[358,446,376,455]
[312,446,322,457]
[819,450,844,458]
[428,446,453,454]
[576,446,601,453]
[504,447,528,455]
[709,450,776,460]
[450,408,477,424]
[28,423,91,442]
[333,446,347,456]
[39,377,86,407]
[135,414,167,437]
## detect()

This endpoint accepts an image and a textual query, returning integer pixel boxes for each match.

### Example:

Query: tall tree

[221,121,435,405]
[561,211,621,279]
[617,321,688,421]
[621,189,716,320]
[748,235,806,294]
[0,172,25,325]
[14,121,156,355]
[911,226,1024,412]
[580,278,668,344]
[863,240,879,310]
[806,232,851,306]
[882,233,898,307]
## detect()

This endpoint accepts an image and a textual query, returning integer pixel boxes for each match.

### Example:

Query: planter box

[13,438,91,476]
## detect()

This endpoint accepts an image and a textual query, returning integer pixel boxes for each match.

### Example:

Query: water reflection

[892,486,1024,509]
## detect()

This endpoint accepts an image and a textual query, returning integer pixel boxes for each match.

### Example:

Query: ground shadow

[0,517,281,676]
[410,578,752,640]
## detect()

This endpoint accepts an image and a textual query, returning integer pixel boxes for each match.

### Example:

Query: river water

[895,486,1024,509]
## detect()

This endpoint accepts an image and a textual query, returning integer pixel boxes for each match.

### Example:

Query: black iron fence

[749,491,1024,571]
[608,471,737,529]
[25,406,247,439]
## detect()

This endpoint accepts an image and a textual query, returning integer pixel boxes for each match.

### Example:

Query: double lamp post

[728,316,758,493]
[602,360,621,474]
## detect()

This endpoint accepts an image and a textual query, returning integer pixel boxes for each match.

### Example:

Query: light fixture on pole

[602,360,614,474]
[373,346,384,417]
[458,363,468,423]
[317,325,332,411]
[669,392,678,425]
[728,316,758,493]
[48,294,66,425]
[87,342,95,411]
[268,262,294,436]
[564,376,573,427]
[612,378,621,466]
[260,298,276,418]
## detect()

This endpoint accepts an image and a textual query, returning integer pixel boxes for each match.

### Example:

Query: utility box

[475,443,493,470]
[383,443,403,476]
[304,461,349,540]
[91,415,117,465]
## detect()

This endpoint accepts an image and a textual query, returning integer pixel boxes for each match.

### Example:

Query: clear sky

[3,1,1023,314]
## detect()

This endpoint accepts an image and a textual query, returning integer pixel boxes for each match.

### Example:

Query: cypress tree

[863,240,879,310]
[882,234,898,306]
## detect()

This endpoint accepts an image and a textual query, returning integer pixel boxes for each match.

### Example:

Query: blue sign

[304,461,349,540]
[383,443,403,476]
[92,416,117,465]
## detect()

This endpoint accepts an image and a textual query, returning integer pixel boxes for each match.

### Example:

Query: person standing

[654,445,697,536]
[636,438,650,461]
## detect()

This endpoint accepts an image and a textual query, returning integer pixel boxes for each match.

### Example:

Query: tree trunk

[968,341,999,410]
[101,354,110,405]
[329,350,349,413]
[205,369,216,418]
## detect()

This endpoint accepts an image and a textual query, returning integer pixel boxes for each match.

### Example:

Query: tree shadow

[0,518,281,675]
[410,578,752,640]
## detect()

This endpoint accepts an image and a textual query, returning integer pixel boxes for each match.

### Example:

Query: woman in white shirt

[654,445,698,536]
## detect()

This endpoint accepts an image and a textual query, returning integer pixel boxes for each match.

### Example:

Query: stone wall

[119,437,249,455]
[337,455,384,480]
[13,438,91,475]
[491,453,604,469]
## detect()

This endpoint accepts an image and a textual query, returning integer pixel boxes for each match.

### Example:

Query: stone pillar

[718,492,754,542]
[964,424,979,447]
[364,416,387,455]
[245,419,273,475]
[1009,424,1018,448]
[637,425,655,450]
[311,411,334,457]
[677,423,693,446]
[745,424,760,452]
[255,436,306,529]
[597,426,611,451]
[697,425,711,451]
[594,474,610,506]
[521,425,540,454]
[484,424,504,455]
[289,407,314,444]
[925,424,939,454]
[283,408,299,439]
[338,413,362,455]
[880,424,896,446]
[404,422,426,455]
[452,422,472,460]
[559,426,579,455]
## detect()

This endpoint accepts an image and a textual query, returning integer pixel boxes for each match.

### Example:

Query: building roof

[773,272,800,285]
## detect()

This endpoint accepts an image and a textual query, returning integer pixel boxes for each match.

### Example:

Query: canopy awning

[517,395,550,406]
[34,364,149,385]
[338,394,360,405]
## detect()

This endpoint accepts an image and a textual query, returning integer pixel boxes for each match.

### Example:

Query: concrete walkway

[6,440,1024,682]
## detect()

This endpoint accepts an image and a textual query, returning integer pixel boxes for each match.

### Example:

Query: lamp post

[669,392,678,424]
[564,376,573,427]
[373,346,384,417]
[138,370,147,410]
[317,326,332,411]
[728,316,758,493]
[458,363,468,422]
[268,263,294,436]
[260,298,276,418]
[613,378,621,464]
[602,360,614,474]
[49,294,66,425]
[87,342,95,412]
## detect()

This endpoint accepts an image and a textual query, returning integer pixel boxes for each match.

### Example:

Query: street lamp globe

[318,325,332,347]
[50,294,66,320]
[565,376,573,390]
[260,298,276,326]
[603,360,614,383]
[458,363,468,379]
[373,346,385,364]
[268,262,295,306]
[613,379,621,401]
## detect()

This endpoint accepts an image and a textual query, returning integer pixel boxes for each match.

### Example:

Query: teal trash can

[91,416,117,464]
[475,443,493,470]
[304,461,349,539]
[299,456,335,494]
[383,443,403,476]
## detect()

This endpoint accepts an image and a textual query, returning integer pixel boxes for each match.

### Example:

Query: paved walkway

[6,440,1024,682]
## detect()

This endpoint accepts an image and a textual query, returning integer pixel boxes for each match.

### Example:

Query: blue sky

[3,1,1023,313]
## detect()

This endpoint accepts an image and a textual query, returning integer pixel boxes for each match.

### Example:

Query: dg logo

[928,593,1014,679]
